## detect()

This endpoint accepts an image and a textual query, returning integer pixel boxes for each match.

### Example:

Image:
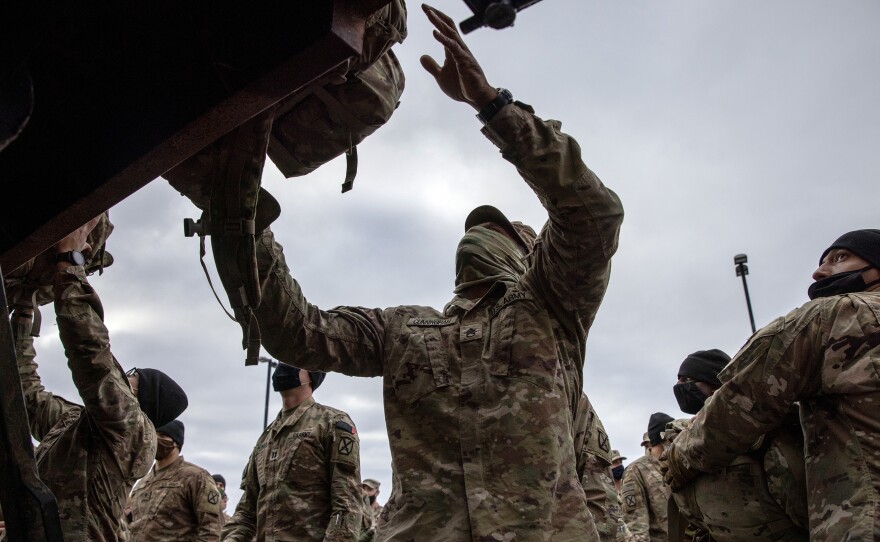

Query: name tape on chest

[407,317,457,327]
[489,291,533,317]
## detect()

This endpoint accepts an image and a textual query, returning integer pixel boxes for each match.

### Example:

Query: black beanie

[212,474,226,486]
[647,412,674,447]
[134,368,188,428]
[157,419,185,449]
[677,349,731,388]
[819,229,880,270]
[272,363,326,392]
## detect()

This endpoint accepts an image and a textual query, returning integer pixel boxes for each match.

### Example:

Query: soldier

[362,479,382,522]
[212,475,231,525]
[7,218,188,541]
[360,479,382,541]
[574,393,626,542]
[222,364,364,542]
[610,451,626,493]
[667,349,808,542]
[640,433,650,456]
[230,6,623,540]
[621,413,673,542]
[128,420,222,541]
[663,229,880,541]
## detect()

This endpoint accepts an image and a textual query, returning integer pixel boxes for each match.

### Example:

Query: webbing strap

[198,235,237,323]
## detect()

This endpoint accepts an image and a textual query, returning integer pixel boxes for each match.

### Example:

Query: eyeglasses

[125,367,139,377]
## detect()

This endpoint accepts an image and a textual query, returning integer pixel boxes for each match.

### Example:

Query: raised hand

[419,4,498,110]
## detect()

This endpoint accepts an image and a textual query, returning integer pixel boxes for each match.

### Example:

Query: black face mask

[611,465,624,481]
[808,266,879,300]
[673,382,707,415]
[368,495,377,505]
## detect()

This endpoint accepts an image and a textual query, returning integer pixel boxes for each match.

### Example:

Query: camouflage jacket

[665,291,880,541]
[621,455,669,542]
[128,456,222,541]
[12,267,156,542]
[573,393,627,542]
[250,103,624,541]
[222,397,363,542]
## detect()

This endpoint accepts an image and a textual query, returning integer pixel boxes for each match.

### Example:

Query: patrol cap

[819,229,880,270]
[611,450,627,463]
[157,419,185,449]
[362,478,381,489]
[464,205,533,252]
[640,432,650,447]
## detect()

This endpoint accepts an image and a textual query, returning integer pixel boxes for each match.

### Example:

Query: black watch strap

[476,88,514,125]
[54,251,85,266]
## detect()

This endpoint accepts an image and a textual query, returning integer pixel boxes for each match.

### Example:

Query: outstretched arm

[421,5,623,330]
[51,217,155,477]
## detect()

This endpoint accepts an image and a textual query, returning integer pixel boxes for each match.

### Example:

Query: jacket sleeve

[251,228,390,377]
[480,103,624,331]
[666,298,831,479]
[11,308,79,441]
[191,471,222,542]
[324,415,364,542]
[221,452,259,541]
[620,466,650,542]
[53,266,155,478]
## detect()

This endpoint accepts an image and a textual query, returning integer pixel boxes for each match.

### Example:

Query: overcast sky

[28,0,880,509]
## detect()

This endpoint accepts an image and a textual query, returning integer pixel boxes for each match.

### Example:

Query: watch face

[57,251,85,265]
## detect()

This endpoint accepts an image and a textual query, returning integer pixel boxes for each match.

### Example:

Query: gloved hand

[659,443,700,492]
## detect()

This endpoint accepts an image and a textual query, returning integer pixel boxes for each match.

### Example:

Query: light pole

[733,254,756,334]
[258,356,278,429]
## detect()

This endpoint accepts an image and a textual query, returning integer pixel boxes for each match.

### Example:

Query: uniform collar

[444,281,512,316]
[270,396,316,435]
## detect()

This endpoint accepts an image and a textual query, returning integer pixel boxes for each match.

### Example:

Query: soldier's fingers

[419,55,442,79]
[424,5,470,53]
[422,3,457,30]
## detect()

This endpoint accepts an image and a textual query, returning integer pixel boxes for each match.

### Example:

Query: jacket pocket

[488,298,558,392]
[388,322,452,404]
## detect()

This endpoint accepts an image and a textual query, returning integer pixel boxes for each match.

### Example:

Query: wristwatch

[54,251,86,266]
[476,88,514,125]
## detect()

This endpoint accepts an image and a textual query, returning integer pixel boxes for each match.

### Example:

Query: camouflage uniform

[573,393,627,542]
[128,456,222,541]
[222,397,364,542]
[621,455,669,542]
[666,417,808,541]
[247,102,623,541]
[664,292,880,541]
[11,267,156,541]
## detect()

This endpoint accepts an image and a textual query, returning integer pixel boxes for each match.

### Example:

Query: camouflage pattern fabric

[663,292,880,541]
[573,393,627,542]
[128,456,222,541]
[222,397,364,542]
[621,455,669,542]
[665,419,808,542]
[11,267,156,542]
[246,103,624,541]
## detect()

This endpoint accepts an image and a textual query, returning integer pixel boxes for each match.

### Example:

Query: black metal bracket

[459,0,546,34]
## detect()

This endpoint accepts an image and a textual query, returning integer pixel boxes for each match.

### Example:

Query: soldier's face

[812,249,873,280]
